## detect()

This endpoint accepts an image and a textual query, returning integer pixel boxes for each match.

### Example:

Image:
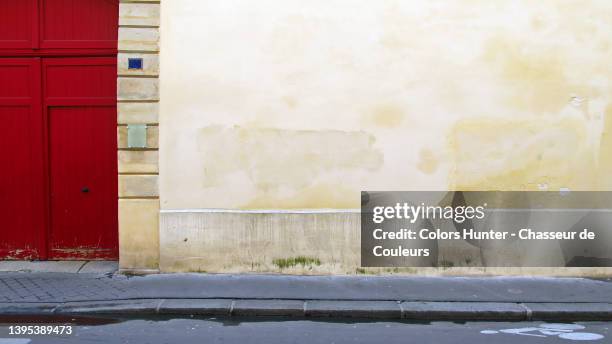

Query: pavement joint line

[519,303,533,321]
[396,302,403,318]
[155,299,165,314]
[229,300,236,316]
[398,301,405,318]
[75,261,88,274]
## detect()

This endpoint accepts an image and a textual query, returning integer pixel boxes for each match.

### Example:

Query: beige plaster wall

[161,0,612,210]
[159,0,612,274]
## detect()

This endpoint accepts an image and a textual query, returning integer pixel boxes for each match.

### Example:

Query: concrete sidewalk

[0,271,611,321]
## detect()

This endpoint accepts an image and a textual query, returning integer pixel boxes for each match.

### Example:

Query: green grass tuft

[273,256,321,269]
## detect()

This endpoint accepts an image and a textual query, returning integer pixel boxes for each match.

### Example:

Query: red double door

[0,0,119,260]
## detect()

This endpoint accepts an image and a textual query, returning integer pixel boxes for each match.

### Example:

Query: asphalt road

[0,317,610,344]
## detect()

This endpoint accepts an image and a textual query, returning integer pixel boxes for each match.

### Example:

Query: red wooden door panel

[43,58,118,259]
[40,0,119,50]
[48,107,117,259]
[0,0,38,50]
[0,58,45,260]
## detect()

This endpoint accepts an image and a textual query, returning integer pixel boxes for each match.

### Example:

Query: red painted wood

[0,0,118,57]
[0,49,118,58]
[43,58,118,260]
[0,58,45,260]
[43,58,117,100]
[1,0,119,260]
[0,0,38,50]
[40,0,119,50]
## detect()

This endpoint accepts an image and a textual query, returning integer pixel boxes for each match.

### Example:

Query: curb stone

[524,303,612,321]
[1,300,612,321]
[0,303,58,315]
[159,299,232,316]
[56,300,160,315]
[400,302,526,321]
[233,300,304,317]
[305,301,401,319]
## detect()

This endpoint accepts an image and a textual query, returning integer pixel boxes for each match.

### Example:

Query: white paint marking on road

[0,339,32,344]
[480,323,605,341]
[541,323,586,331]
[500,327,546,337]
[558,333,605,341]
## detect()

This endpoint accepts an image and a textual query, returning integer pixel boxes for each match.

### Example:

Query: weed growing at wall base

[273,256,322,269]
